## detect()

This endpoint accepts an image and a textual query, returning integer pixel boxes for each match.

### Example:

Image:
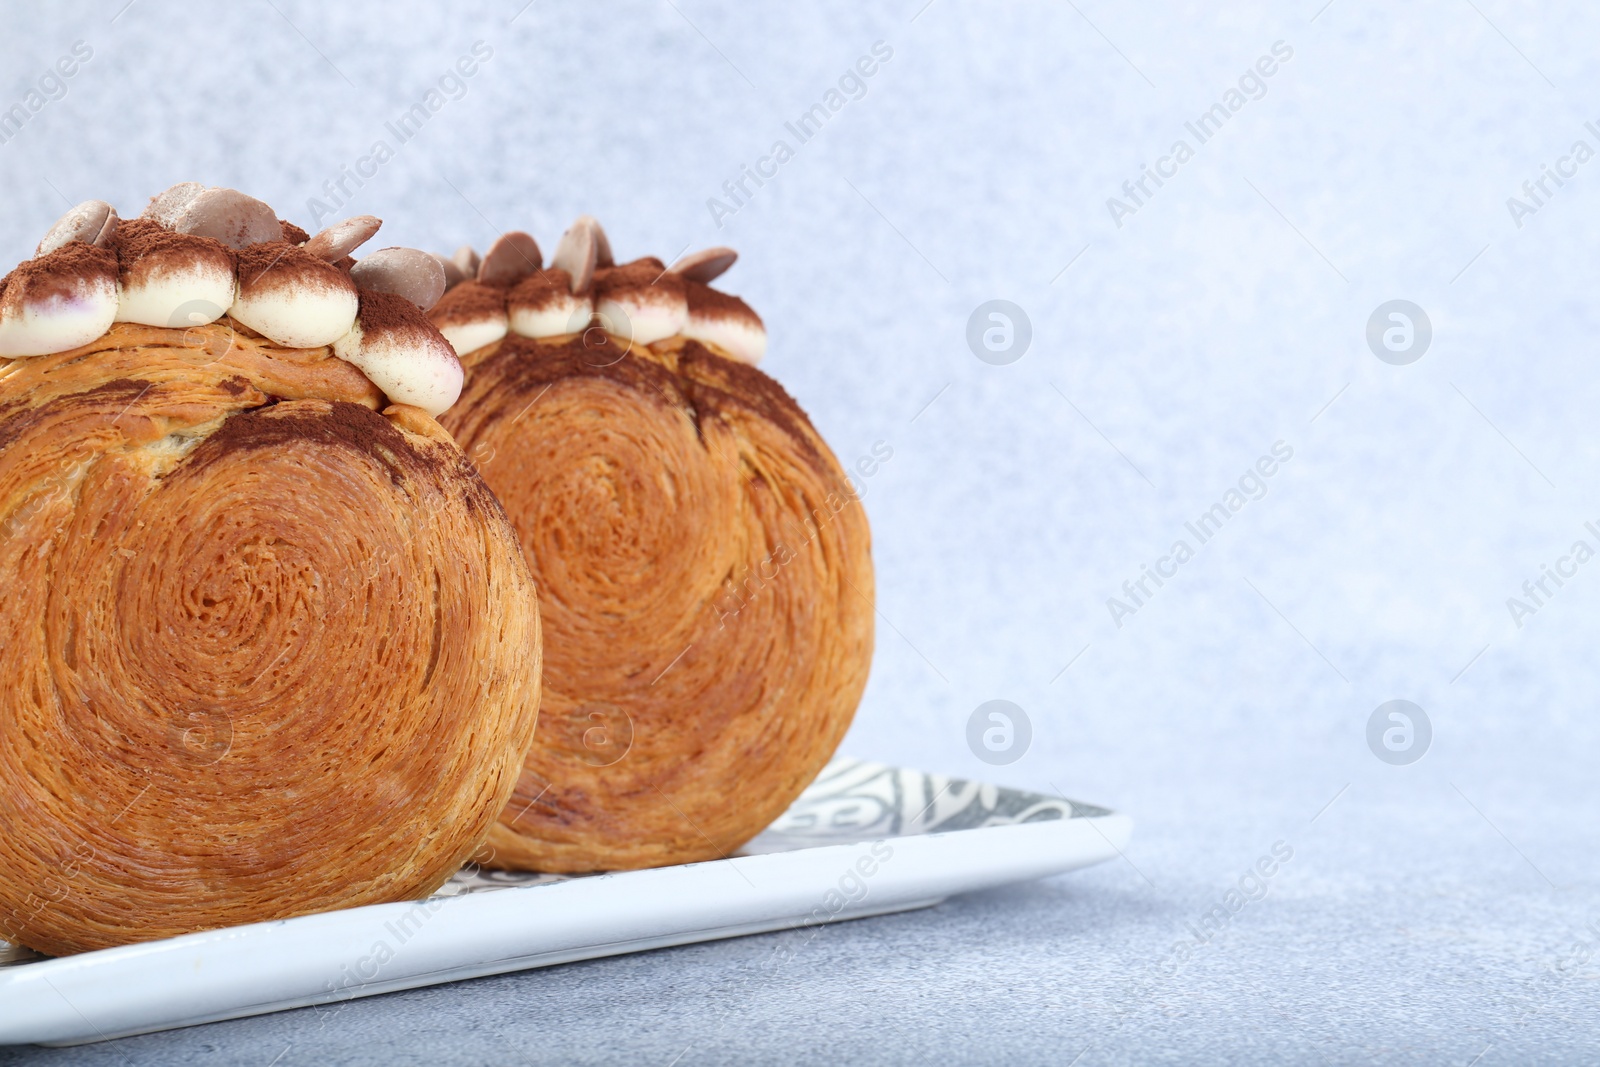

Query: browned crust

[0,323,543,955]
[441,331,871,873]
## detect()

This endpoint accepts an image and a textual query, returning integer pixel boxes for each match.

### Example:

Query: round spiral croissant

[0,195,541,956]
[435,221,873,872]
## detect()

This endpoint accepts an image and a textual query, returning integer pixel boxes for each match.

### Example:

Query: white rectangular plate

[0,757,1131,1046]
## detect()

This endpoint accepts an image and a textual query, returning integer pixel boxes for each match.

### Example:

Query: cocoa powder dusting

[428,280,506,325]
[357,288,432,336]
[675,340,819,464]
[0,378,152,453]
[593,258,675,297]
[684,278,761,324]
[279,220,311,245]
[187,400,423,485]
[507,269,572,310]
[490,335,685,415]
[474,334,822,476]
[234,242,347,294]
[0,242,117,305]
[111,219,235,284]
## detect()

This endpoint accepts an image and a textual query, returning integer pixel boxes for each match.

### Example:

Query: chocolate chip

[173,188,282,250]
[436,253,467,291]
[142,182,205,228]
[669,247,738,284]
[304,215,383,262]
[352,247,448,312]
[551,217,603,294]
[476,231,542,287]
[37,201,119,255]
[451,245,479,280]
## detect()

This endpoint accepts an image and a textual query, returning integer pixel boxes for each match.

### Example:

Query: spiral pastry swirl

[0,321,541,955]
[442,322,873,872]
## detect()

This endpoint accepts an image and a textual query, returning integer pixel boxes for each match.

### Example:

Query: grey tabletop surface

[3,0,1600,1063]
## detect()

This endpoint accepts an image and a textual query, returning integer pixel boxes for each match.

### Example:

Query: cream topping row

[429,216,767,366]
[0,185,462,416]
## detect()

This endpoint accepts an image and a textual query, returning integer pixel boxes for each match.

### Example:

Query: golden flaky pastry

[0,188,541,955]
[434,220,873,872]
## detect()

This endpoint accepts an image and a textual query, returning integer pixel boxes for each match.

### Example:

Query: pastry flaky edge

[432,219,874,873]
[0,186,542,956]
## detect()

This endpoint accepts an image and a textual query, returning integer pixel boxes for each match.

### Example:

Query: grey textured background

[4,0,1600,1063]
